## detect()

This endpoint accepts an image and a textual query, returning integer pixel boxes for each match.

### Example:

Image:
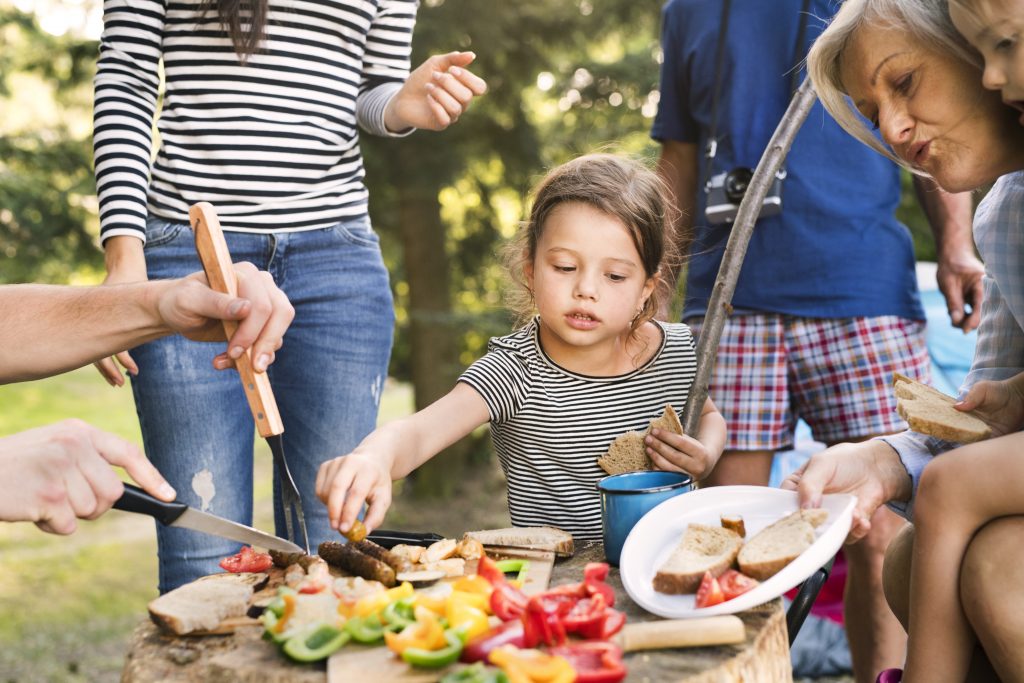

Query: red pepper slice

[549,641,627,683]
[477,555,508,587]
[490,582,528,621]
[583,562,616,607]
[460,619,525,664]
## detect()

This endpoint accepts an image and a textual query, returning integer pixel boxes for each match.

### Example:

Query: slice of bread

[463,526,575,555]
[597,431,650,475]
[737,509,829,581]
[148,572,267,635]
[652,523,743,594]
[597,405,684,475]
[893,373,991,443]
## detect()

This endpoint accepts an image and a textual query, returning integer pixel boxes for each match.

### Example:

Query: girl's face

[950,0,1024,120]
[840,23,1024,191]
[525,202,655,368]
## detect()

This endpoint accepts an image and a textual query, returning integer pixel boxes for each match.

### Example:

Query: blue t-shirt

[652,0,924,321]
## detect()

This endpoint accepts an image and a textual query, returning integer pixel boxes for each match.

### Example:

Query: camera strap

[703,0,812,182]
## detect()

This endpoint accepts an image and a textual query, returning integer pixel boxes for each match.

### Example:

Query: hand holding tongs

[189,202,310,554]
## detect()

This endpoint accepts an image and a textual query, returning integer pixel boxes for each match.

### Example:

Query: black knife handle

[113,484,189,526]
[366,530,446,549]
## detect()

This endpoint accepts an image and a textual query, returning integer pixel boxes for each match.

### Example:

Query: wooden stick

[681,78,818,438]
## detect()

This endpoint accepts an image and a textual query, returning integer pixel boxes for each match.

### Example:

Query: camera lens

[724,168,753,204]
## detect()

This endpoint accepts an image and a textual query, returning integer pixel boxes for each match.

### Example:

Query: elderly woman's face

[840,24,1024,192]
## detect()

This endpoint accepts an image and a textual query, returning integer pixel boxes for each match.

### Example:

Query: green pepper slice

[440,662,511,683]
[494,559,530,583]
[282,623,350,662]
[261,611,297,644]
[401,628,465,669]
[382,597,417,631]
[345,614,386,644]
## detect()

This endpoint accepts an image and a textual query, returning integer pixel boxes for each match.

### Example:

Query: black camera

[705,167,786,225]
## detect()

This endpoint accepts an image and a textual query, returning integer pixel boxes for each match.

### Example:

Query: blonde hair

[807,0,981,168]
[504,153,681,339]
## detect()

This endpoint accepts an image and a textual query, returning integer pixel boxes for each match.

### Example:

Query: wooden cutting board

[326,548,556,683]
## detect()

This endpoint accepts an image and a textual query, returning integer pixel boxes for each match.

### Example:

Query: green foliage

[0,7,101,284]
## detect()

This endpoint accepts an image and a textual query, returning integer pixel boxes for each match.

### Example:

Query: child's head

[949,0,1024,117]
[505,153,679,340]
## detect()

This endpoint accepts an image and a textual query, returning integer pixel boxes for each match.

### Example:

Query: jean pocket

[330,217,380,248]
[144,218,187,248]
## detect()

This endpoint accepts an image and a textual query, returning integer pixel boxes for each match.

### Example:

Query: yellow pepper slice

[384,608,447,655]
[354,581,414,617]
[490,645,575,683]
[445,600,490,640]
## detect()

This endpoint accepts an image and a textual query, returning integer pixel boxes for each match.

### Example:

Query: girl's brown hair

[504,153,682,339]
[201,0,270,63]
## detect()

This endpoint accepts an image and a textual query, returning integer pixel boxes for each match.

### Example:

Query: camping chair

[786,556,835,644]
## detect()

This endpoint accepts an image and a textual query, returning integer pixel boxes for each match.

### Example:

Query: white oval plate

[619,485,856,618]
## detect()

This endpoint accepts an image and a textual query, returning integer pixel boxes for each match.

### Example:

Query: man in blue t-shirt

[653,1,984,681]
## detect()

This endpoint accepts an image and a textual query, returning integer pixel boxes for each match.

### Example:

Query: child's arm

[315,382,490,534]
[955,370,1024,436]
[644,398,727,480]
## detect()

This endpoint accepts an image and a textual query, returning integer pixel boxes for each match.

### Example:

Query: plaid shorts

[686,314,930,451]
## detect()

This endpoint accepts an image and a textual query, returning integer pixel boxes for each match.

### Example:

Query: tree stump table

[122,541,791,682]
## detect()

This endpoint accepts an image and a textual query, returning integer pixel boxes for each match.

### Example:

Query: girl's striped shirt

[459,319,699,539]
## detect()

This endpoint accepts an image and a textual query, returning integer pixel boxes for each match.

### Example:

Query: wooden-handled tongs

[189,202,310,555]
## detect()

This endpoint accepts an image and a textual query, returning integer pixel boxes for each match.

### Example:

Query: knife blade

[114,483,303,554]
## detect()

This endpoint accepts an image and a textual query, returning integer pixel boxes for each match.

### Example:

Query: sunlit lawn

[0,367,415,683]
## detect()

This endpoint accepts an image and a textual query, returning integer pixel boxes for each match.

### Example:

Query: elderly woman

[788,1,1024,681]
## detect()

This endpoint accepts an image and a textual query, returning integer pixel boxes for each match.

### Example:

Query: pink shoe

[876,669,902,683]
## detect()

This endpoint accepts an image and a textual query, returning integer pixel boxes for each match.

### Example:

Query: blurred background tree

[1,0,937,497]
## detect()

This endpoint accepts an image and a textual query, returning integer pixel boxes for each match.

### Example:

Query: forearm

[695,402,727,477]
[0,281,174,383]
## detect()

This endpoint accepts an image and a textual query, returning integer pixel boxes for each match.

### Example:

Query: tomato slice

[718,569,759,601]
[219,545,274,573]
[694,571,725,608]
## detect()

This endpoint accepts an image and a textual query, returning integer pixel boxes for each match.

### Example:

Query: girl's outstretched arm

[903,431,1024,683]
[645,398,727,480]
[315,382,490,534]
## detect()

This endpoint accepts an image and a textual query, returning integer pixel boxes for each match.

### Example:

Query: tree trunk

[395,172,471,498]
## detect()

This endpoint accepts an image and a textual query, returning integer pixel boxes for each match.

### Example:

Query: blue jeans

[132,216,394,592]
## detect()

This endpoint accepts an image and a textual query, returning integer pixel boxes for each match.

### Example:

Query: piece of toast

[737,509,828,581]
[463,526,575,555]
[148,572,267,635]
[893,373,991,443]
[597,405,684,475]
[652,523,743,594]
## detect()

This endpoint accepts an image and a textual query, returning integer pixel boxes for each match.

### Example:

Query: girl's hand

[645,428,714,480]
[384,51,487,132]
[315,451,393,536]
[956,376,1024,436]
[94,237,149,387]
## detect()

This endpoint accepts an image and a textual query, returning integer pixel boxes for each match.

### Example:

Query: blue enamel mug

[597,471,693,566]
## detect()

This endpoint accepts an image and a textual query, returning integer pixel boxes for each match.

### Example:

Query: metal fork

[189,202,310,554]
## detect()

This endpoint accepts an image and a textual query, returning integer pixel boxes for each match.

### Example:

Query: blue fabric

[131,216,394,592]
[652,0,924,321]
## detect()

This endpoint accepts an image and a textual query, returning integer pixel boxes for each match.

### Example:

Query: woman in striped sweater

[316,153,727,541]
[92,0,486,592]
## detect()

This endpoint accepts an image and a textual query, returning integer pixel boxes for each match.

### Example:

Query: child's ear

[524,260,535,290]
[642,275,657,305]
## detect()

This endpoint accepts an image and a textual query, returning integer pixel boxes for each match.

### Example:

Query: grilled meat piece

[352,539,413,573]
[268,549,320,569]
[318,541,396,587]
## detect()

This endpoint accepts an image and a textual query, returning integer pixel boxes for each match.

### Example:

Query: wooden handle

[614,616,746,651]
[189,202,284,437]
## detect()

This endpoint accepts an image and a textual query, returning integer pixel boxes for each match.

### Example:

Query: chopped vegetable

[718,569,759,601]
[695,571,725,608]
[548,642,626,683]
[489,645,575,683]
[401,628,465,668]
[460,619,526,664]
[494,559,530,583]
[345,613,387,644]
[282,624,350,662]
[219,545,273,573]
[384,609,447,654]
[440,662,510,683]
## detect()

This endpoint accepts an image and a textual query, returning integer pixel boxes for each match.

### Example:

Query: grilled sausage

[318,541,396,587]
[352,539,413,573]
[269,550,320,569]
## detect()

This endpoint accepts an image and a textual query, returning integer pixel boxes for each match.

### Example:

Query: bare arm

[656,140,700,319]
[912,176,983,332]
[0,264,293,383]
[316,382,491,533]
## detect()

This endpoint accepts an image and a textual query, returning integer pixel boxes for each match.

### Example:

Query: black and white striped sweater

[94,0,416,243]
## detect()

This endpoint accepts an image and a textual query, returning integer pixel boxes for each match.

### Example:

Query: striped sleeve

[458,348,530,425]
[356,0,417,137]
[93,0,166,245]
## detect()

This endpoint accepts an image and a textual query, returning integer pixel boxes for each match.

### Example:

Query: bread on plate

[737,509,829,581]
[652,523,743,594]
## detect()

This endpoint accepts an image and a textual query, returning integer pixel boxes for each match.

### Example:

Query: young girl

[316,153,726,539]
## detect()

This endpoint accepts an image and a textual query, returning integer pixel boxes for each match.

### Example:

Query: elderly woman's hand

[385,51,488,132]
[781,440,911,542]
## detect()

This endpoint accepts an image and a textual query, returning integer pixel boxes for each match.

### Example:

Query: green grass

[0,368,415,683]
